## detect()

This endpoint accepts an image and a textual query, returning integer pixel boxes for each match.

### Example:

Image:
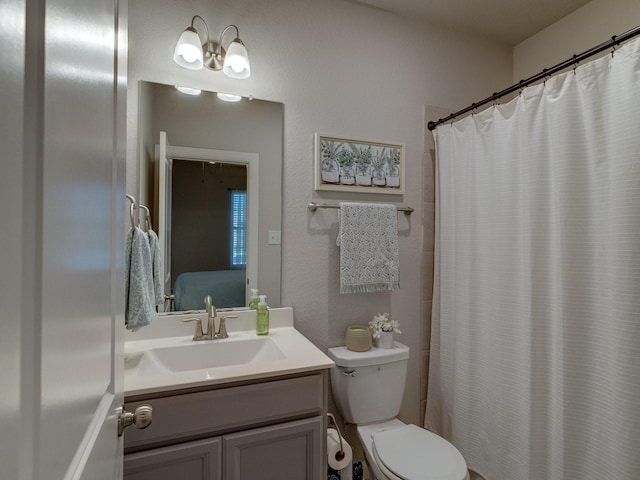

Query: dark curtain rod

[428,24,640,131]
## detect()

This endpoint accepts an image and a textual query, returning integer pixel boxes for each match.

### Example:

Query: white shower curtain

[426,37,640,480]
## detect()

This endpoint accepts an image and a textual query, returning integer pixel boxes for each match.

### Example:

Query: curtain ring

[611,35,617,57]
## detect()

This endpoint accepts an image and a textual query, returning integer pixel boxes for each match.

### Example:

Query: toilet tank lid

[327,342,409,367]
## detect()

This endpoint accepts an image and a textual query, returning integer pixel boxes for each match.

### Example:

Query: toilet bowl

[358,419,469,480]
[327,342,469,480]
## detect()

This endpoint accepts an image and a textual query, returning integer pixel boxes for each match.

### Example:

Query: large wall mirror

[137,81,282,313]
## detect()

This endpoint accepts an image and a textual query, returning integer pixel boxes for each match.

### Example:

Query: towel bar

[308,202,413,216]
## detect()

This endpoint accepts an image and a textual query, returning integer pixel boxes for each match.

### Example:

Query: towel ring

[125,194,138,228]
[139,205,152,231]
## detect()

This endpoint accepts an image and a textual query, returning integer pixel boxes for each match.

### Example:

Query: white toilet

[327,342,469,480]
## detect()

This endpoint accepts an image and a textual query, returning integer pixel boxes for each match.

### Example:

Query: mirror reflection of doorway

[171,159,247,309]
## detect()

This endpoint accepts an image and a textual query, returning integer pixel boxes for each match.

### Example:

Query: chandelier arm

[190,15,211,44]
[218,24,240,47]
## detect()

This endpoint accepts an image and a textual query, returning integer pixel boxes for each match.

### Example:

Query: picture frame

[314,133,405,194]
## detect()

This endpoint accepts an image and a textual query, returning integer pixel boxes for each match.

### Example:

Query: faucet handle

[217,315,238,339]
[182,317,205,340]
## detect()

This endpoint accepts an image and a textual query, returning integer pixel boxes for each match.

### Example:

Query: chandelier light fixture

[173,15,251,79]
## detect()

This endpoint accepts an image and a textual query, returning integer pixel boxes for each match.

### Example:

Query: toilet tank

[327,342,409,424]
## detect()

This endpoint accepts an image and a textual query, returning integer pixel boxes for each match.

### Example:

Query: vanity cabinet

[223,416,322,479]
[123,372,327,480]
[123,437,222,480]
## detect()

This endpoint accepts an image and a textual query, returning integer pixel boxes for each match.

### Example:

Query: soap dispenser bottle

[256,295,269,335]
[249,288,260,310]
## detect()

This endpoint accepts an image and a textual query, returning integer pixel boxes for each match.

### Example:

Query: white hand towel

[125,227,156,331]
[336,202,400,294]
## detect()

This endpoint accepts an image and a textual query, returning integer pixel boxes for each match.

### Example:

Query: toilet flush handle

[342,369,357,377]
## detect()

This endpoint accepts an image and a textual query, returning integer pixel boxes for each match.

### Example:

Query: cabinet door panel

[224,416,322,480]
[125,374,324,451]
[124,437,221,480]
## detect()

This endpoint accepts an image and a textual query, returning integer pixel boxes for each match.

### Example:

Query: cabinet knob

[117,404,153,437]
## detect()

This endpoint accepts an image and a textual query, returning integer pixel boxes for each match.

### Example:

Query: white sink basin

[124,308,335,397]
[126,336,285,376]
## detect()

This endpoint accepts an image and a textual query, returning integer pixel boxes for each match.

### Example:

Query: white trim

[63,392,115,480]
[165,145,259,305]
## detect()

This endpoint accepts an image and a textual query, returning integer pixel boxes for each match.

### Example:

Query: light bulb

[175,84,202,95]
[217,92,242,102]
[173,27,204,70]
[179,47,199,64]
[222,39,250,79]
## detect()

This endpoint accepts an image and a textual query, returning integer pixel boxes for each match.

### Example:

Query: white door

[156,131,174,299]
[1,0,128,478]
[40,0,127,478]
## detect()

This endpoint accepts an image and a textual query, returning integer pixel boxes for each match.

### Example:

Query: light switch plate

[268,230,281,245]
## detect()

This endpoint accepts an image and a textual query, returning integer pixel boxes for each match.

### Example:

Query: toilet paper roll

[327,428,352,471]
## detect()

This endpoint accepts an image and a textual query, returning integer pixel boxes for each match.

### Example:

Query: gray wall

[514,0,640,80]
[138,80,155,210]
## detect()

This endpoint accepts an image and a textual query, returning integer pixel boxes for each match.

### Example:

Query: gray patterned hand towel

[147,228,164,306]
[125,227,156,331]
[336,202,400,294]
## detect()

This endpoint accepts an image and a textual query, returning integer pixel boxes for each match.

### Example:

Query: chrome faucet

[182,295,237,341]
[204,295,216,338]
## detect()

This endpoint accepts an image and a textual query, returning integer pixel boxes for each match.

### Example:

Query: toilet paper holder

[327,413,345,460]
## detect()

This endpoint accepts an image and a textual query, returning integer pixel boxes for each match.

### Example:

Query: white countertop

[124,307,334,397]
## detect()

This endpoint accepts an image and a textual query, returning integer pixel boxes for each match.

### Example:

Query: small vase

[376,331,394,349]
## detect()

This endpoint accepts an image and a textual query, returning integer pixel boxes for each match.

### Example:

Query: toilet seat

[371,424,468,480]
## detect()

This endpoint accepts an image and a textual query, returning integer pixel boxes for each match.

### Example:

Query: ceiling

[346,0,593,45]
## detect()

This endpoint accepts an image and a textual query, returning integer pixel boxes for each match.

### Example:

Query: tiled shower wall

[421,105,450,424]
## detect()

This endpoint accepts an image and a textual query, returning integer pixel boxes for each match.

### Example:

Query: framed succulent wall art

[314,134,405,194]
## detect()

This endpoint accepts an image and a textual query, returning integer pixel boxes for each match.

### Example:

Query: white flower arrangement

[368,313,401,339]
